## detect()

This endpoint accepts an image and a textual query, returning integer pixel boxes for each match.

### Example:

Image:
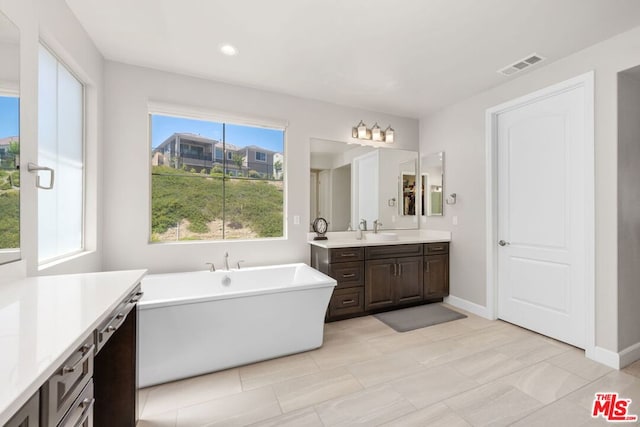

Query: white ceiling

[66,0,640,118]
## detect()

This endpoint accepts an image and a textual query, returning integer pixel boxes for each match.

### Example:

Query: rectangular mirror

[310,139,418,232]
[421,152,444,217]
[0,10,20,265]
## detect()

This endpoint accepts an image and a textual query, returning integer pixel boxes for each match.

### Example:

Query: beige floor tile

[367,329,432,354]
[389,364,478,408]
[138,409,178,427]
[380,402,471,427]
[272,367,363,413]
[417,319,475,341]
[495,336,571,366]
[315,384,416,426]
[511,397,610,426]
[548,349,613,381]
[623,359,640,379]
[247,407,324,427]
[347,352,425,388]
[309,340,382,371]
[239,353,319,390]
[444,382,543,426]
[410,336,499,369]
[563,370,640,412]
[498,361,589,404]
[449,349,527,383]
[139,388,151,416]
[142,368,242,417]
[176,387,281,427]
[453,324,522,352]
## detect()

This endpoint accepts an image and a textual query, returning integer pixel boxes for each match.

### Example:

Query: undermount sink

[365,232,399,242]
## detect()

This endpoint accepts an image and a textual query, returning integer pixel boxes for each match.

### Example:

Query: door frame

[484,71,595,353]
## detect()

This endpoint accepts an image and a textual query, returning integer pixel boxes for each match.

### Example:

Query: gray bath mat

[374,304,467,332]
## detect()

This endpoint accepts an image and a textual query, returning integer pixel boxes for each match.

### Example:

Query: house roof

[241,144,277,154]
[0,136,18,147]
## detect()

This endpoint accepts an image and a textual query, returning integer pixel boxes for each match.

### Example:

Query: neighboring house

[239,145,276,178]
[152,133,273,177]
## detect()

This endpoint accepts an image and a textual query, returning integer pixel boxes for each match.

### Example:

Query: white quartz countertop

[308,230,451,249]
[0,269,147,425]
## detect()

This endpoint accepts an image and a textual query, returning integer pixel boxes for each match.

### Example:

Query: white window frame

[147,104,288,243]
[37,43,87,266]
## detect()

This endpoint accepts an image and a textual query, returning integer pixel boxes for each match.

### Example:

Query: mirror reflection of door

[401,173,416,215]
[421,152,444,217]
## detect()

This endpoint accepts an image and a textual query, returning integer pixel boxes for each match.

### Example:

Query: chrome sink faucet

[224,252,230,271]
[373,220,383,233]
[359,219,367,231]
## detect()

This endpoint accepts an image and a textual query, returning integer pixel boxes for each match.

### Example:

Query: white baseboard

[586,346,620,369]
[444,295,494,320]
[619,342,640,368]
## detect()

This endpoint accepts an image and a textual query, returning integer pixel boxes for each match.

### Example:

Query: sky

[151,114,284,153]
[0,96,19,138]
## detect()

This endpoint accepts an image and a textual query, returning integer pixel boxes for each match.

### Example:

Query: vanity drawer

[329,247,364,263]
[58,380,94,427]
[95,285,142,353]
[424,242,449,255]
[329,262,364,289]
[41,335,94,427]
[365,244,423,260]
[328,288,364,318]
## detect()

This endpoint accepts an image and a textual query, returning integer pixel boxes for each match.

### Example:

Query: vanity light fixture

[371,123,384,141]
[384,126,395,143]
[352,121,395,143]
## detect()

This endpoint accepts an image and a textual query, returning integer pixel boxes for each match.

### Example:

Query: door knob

[498,240,510,246]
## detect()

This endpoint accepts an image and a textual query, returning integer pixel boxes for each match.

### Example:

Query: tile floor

[137,305,640,426]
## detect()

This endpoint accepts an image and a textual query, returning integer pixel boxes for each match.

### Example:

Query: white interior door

[497,84,589,348]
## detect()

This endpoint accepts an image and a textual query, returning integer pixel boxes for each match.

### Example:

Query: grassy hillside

[0,170,19,249]
[151,166,283,241]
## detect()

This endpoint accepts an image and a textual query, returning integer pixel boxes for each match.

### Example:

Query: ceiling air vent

[498,53,545,76]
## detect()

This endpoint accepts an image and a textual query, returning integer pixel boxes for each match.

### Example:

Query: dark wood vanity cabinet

[312,241,448,321]
[364,256,423,310]
[424,243,450,299]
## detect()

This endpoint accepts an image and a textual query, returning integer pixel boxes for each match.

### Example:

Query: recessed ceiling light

[220,44,238,56]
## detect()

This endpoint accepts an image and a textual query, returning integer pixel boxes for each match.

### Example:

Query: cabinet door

[424,254,449,299]
[396,256,424,304]
[365,259,395,310]
[4,392,39,427]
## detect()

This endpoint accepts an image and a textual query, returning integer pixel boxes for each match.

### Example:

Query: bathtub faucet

[224,252,230,271]
[205,262,216,272]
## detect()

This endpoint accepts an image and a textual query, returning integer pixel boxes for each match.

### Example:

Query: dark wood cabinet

[364,259,396,310]
[311,241,448,322]
[4,392,39,427]
[424,247,449,299]
[396,256,424,304]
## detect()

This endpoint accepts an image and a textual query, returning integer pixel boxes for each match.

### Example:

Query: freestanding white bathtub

[138,263,336,387]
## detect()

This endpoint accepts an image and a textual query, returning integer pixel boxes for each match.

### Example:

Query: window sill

[38,250,97,272]
[148,236,287,246]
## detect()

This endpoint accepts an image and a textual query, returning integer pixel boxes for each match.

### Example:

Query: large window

[0,95,19,254]
[38,45,84,263]
[150,113,285,242]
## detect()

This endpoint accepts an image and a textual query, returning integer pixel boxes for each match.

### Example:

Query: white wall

[0,0,104,278]
[420,25,640,353]
[102,61,419,273]
[617,70,640,352]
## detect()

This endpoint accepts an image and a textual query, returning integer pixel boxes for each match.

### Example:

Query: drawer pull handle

[431,246,444,251]
[74,398,95,427]
[62,344,95,375]
[340,253,357,257]
[103,312,126,336]
[426,261,430,273]
[342,299,355,304]
[129,290,144,303]
[342,273,356,278]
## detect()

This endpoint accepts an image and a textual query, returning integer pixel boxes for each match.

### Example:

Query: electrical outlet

[452,216,458,225]
[293,215,300,225]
